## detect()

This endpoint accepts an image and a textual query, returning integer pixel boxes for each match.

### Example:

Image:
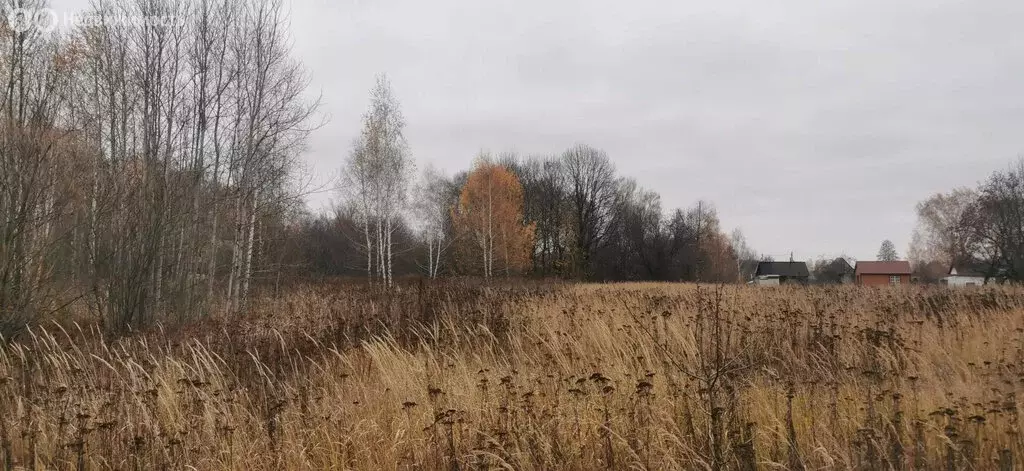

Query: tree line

[289,78,755,285]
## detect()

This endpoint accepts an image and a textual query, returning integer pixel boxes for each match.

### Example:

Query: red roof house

[855,261,912,286]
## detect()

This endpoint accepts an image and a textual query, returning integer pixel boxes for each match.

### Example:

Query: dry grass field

[1,281,1023,470]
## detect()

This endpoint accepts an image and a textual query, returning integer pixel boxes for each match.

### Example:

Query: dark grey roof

[824,258,855,275]
[756,261,810,278]
[739,259,760,273]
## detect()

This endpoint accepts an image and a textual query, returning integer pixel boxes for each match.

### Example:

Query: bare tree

[188,0,238,316]
[341,74,412,288]
[729,229,758,281]
[514,155,569,276]
[968,158,1024,281]
[342,137,376,280]
[561,144,616,278]
[909,187,979,269]
[223,0,318,312]
[413,164,452,278]
[606,178,665,280]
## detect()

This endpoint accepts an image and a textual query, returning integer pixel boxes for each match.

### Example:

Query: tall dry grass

[1,282,1023,470]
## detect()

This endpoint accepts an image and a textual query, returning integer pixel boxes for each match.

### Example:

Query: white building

[750,275,780,286]
[940,267,990,287]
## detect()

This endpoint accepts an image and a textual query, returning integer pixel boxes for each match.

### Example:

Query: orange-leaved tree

[453,158,536,278]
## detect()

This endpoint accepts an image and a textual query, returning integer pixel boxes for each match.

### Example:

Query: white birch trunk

[226,191,243,311]
[376,217,384,282]
[240,189,258,307]
[364,218,373,280]
[386,217,393,287]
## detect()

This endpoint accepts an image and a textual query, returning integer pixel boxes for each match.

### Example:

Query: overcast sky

[52,0,1024,261]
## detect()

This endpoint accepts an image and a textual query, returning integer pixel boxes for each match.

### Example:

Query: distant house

[855,261,912,286]
[754,261,810,285]
[941,265,992,287]
[817,258,855,284]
